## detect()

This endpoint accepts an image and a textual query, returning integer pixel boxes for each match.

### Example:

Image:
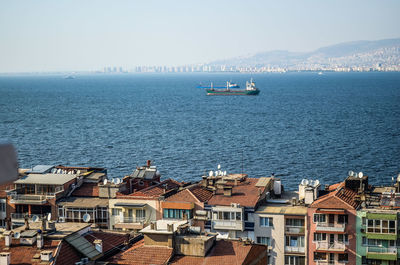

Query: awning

[114,203,147,208]
[316,209,346,215]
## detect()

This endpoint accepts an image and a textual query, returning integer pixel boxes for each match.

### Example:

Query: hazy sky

[0,0,399,72]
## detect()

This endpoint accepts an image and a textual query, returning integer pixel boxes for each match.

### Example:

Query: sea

[0,72,399,190]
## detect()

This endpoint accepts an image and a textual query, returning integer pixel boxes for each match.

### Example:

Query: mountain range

[208,38,400,69]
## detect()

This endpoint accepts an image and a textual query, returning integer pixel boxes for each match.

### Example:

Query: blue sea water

[0,72,399,190]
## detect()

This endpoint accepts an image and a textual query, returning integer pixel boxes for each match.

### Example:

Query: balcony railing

[285,246,305,253]
[115,216,146,224]
[367,246,397,254]
[285,226,305,234]
[10,194,48,204]
[212,220,244,231]
[316,241,346,251]
[316,222,346,232]
[11,213,46,221]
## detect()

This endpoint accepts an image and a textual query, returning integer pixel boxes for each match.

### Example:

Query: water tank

[274,179,282,196]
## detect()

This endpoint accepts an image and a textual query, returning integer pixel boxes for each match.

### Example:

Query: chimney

[3,231,12,248]
[167,224,173,232]
[41,218,47,232]
[37,234,44,249]
[40,251,53,262]
[94,239,103,253]
[0,252,10,265]
[223,186,232,197]
[24,216,29,230]
[147,160,151,167]
[150,222,157,230]
[47,221,56,232]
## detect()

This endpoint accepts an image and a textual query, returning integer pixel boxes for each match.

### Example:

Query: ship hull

[206,89,260,96]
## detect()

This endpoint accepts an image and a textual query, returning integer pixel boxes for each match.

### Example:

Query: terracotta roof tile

[55,240,82,265]
[83,231,128,253]
[107,239,173,265]
[0,238,60,265]
[170,239,267,265]
[71,183,99,197]
[123,179,183,198]
[207,178,265,208]
[189,185,213,202]
[311,182,360,209]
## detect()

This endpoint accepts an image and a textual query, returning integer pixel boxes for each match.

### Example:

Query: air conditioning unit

[360,228,365,233]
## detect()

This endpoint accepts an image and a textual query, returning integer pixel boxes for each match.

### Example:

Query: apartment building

[308,177,361,265]
[202,173,272,240]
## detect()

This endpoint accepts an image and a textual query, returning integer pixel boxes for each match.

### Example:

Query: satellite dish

[309,180,315,187]
[31,215,39,222]
[14,232,20,239]
[348,170,354,177]
[82,213,91,223]
[77,170,81,175]
[214,171,218,177]
[301,179,307,186]
[57,169,62,174]
[304,179,309,186]
[47,213,52,221]
[358,172,363,178]
[397,173,400,182]
[217,164,221,170]
[103,179,108,185]
[115,178,121,184]
[314,180,320,187]
[209,171,213,177]
[224,171,227,176]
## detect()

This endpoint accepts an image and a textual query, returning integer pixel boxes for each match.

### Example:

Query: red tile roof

[71,183,99,197]
[120,179,183,199]
[0,181,15,197]
[107,239,173,265]
[166,185,213,204]
[207,178,266,208]
[0,238,60,265]
[311,182,360,209]
[170,239,268,265]
[83,231,129,253]
[54,240,82,265]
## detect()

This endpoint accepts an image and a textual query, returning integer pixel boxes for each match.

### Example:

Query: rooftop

[15,173,77,185]
[106,239,173,265]
[311,182,360,210]
[140,220,188,235]
[13,222,91,239]
[207,178,266,208]
[166,185,213,203]
[58,197,108,208]
[120,179,183,199]
[169,239,268,265]
[71,183,99,197]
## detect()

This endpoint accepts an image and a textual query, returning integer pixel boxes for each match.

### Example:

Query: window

[286,218,304,227]
[338,253,348,262]
[313,214,326,223]
[260,217,273,227]
[285,236,305,247]
[338,214,348,224]
[112,208,122,216]
[314,252,326,261]
[367,219,397,234]
[338,234,349,244]
[0,201,6,212]
[314,233,326,241]
[285,256,305,265]
[362,217,366,226]
[163,209,192,219]
[362,236,367,246]
[367,239,382,246]
[136,209,146,220]
[256,237,270,245]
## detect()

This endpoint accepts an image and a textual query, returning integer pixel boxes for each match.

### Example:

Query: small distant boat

[65,75,75,79]
[206,79,260,96]
[318,72,323,75]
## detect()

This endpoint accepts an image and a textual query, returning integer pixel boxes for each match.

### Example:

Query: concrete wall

[254,212,285,265]
[174,235,215,257]
[144,233,173,248]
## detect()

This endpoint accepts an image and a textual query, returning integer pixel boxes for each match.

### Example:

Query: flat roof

[58,197,108,208]
[13,222,91,239]
[15,173,77,185]
[26,165,54,174]
[256,204,307,215]
[140,220,188,234]
[114,203,146,208]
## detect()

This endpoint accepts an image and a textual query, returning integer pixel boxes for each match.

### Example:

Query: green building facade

[356,210,399,265]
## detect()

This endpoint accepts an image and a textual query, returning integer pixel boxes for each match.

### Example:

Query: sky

[0,0,399,72]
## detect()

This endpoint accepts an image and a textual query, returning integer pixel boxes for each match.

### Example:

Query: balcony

[114,216,146,230]
[212,220,244,231]
[9,189,64,205]
[315,223,346,233]
[285,226,305,234]
[316,241,346,252]
[285,246,305,253]
[366,246,398,261]
[11,213,46,223]
[316,261,348,265]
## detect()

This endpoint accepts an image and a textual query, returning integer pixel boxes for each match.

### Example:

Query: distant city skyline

[0,0,399,73]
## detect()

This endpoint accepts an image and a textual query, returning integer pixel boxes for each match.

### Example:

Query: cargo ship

[206,79,260,96]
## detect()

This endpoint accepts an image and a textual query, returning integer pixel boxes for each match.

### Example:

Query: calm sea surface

[0,72,399,190]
